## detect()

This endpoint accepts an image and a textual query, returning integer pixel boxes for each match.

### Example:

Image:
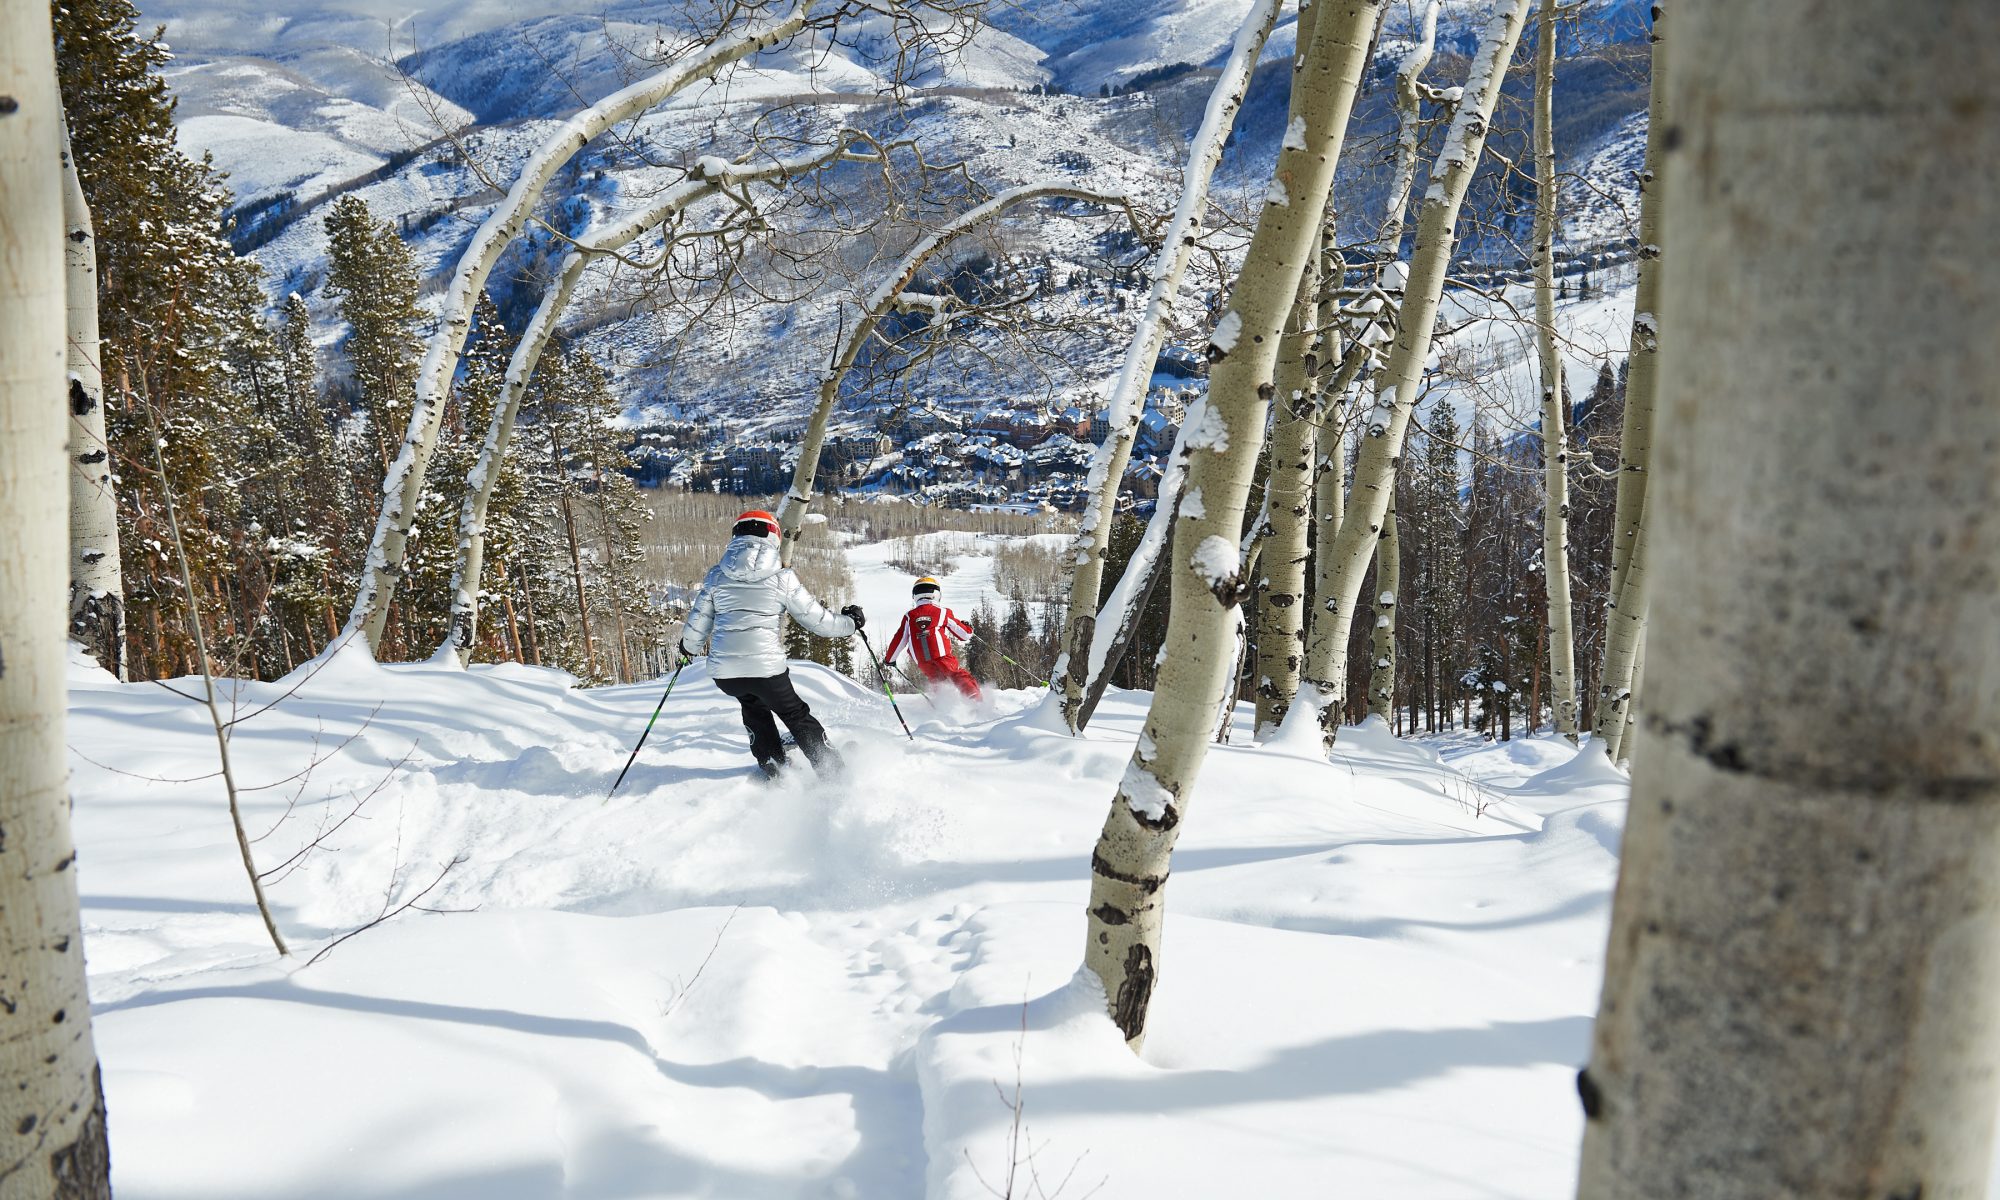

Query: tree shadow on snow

[100,980,923,1197]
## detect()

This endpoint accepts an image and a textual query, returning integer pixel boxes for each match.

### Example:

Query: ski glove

[677,643,696,667]
[840,604,866,631]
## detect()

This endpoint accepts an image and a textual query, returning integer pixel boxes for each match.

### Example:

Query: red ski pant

[917,656,982,700]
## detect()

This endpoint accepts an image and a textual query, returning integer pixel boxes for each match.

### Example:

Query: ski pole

[854,628,916,741]
[889,660,938,708]
[607,659,687,800]
[972,632,1049,688]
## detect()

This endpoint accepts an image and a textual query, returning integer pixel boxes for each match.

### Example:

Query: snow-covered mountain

[141,0,1653,454]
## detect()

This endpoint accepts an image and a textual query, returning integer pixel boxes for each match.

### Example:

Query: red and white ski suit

[884,600,982,700]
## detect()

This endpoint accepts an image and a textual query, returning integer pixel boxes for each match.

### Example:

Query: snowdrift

[70,651,1626,1197]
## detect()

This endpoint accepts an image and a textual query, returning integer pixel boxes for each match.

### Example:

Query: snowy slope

[70,570,1631,1197]
[135,0,1651,446]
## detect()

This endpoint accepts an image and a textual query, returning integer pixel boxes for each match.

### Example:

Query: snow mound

[70,647,1629,1196]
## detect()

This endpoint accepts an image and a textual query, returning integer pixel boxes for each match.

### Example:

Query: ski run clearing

[75,549,1632,1198]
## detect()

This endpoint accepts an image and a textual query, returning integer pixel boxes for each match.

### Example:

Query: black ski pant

[714,671,837,772]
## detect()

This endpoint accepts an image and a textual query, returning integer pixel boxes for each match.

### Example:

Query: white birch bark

[1592,512,1647,765]
[1071,412,1199,730]
[1083,0,1382,1049]
[439,140,860,662]
[1050,0,1283,732]
[774,183,1126,558]
[1379,0,1440,259]
[347,1,814,652]
[1284,0,1434,743]
[0,8,113,1187]
[1591,2,1665,758]
[1252,260,1320,738]
[1367,505,1398,721]
[1575,2,2000,1194]
[1302,344,1346,690]
[59,122,122,682]
[1532,0,1579,741]
[1296,0,1529,744]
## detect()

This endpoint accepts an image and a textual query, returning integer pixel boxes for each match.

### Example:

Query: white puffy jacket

[680,535,856,679]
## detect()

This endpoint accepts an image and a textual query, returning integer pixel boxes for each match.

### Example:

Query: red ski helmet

[733,510,781,538]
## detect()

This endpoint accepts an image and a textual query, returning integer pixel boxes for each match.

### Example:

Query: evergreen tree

[1406,407,1467,731]
[323,194,422,478]
[966,598,1002,684]
[55,0,284,678]
[509,344,659,682]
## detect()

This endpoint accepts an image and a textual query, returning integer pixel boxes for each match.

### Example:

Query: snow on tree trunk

[1532,0,1578,743]
[1575,2,2000,1195]
[1050,0,1283,732]
[1367,506,1398,721]
[347,1,814,654]
[1252,260,1319,738]
[1591,2,1666,758]
[441,142,858,663]
[0,9,114,1189]
[1297,0,1528,744]
[59,121,122,681]
[775,184,1126,560]
[1083,0,1382,1050]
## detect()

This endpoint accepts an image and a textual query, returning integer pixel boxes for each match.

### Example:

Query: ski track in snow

[70,608,1632,1197]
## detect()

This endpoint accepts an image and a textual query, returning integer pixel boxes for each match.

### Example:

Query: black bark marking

[1091,903,1129,926]
[1090,850,1167,894]
[1112,942,1156,1043]
[16,1115,34,1135]
[48,1066,111,1198]
[1656,713,1997,801]
[0,97,18,116]
[1130,799,1180,833]
[69,380,94,417]
[77,450,106,466]
[1576,1067,1603,1119]
[1886,1187,1923,1200]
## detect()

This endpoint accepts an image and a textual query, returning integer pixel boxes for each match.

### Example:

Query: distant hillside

[140,0,1652,443]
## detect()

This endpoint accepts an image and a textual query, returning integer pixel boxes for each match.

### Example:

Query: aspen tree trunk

[1286,0,1435,743]
[0,7,114,1188]
[59,123,122,681]
[1252,261,1319,738]
[1299,0,1528,742]
[1367,506,1397,721]
[1593,514,1648,764]
[1575,2,2000,1196]
[775,184,1124,561]
[1075,494,1175,730]
[1532,0,1578,742]
[1591,2,1665,757]
[1083,0,1381,1049]
[347,1,814,653]
[1051,0,1282,731]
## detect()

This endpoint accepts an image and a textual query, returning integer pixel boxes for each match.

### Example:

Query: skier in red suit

[883,576,983,700]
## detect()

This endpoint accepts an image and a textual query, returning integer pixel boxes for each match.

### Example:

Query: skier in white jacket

[679,510,864,778]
